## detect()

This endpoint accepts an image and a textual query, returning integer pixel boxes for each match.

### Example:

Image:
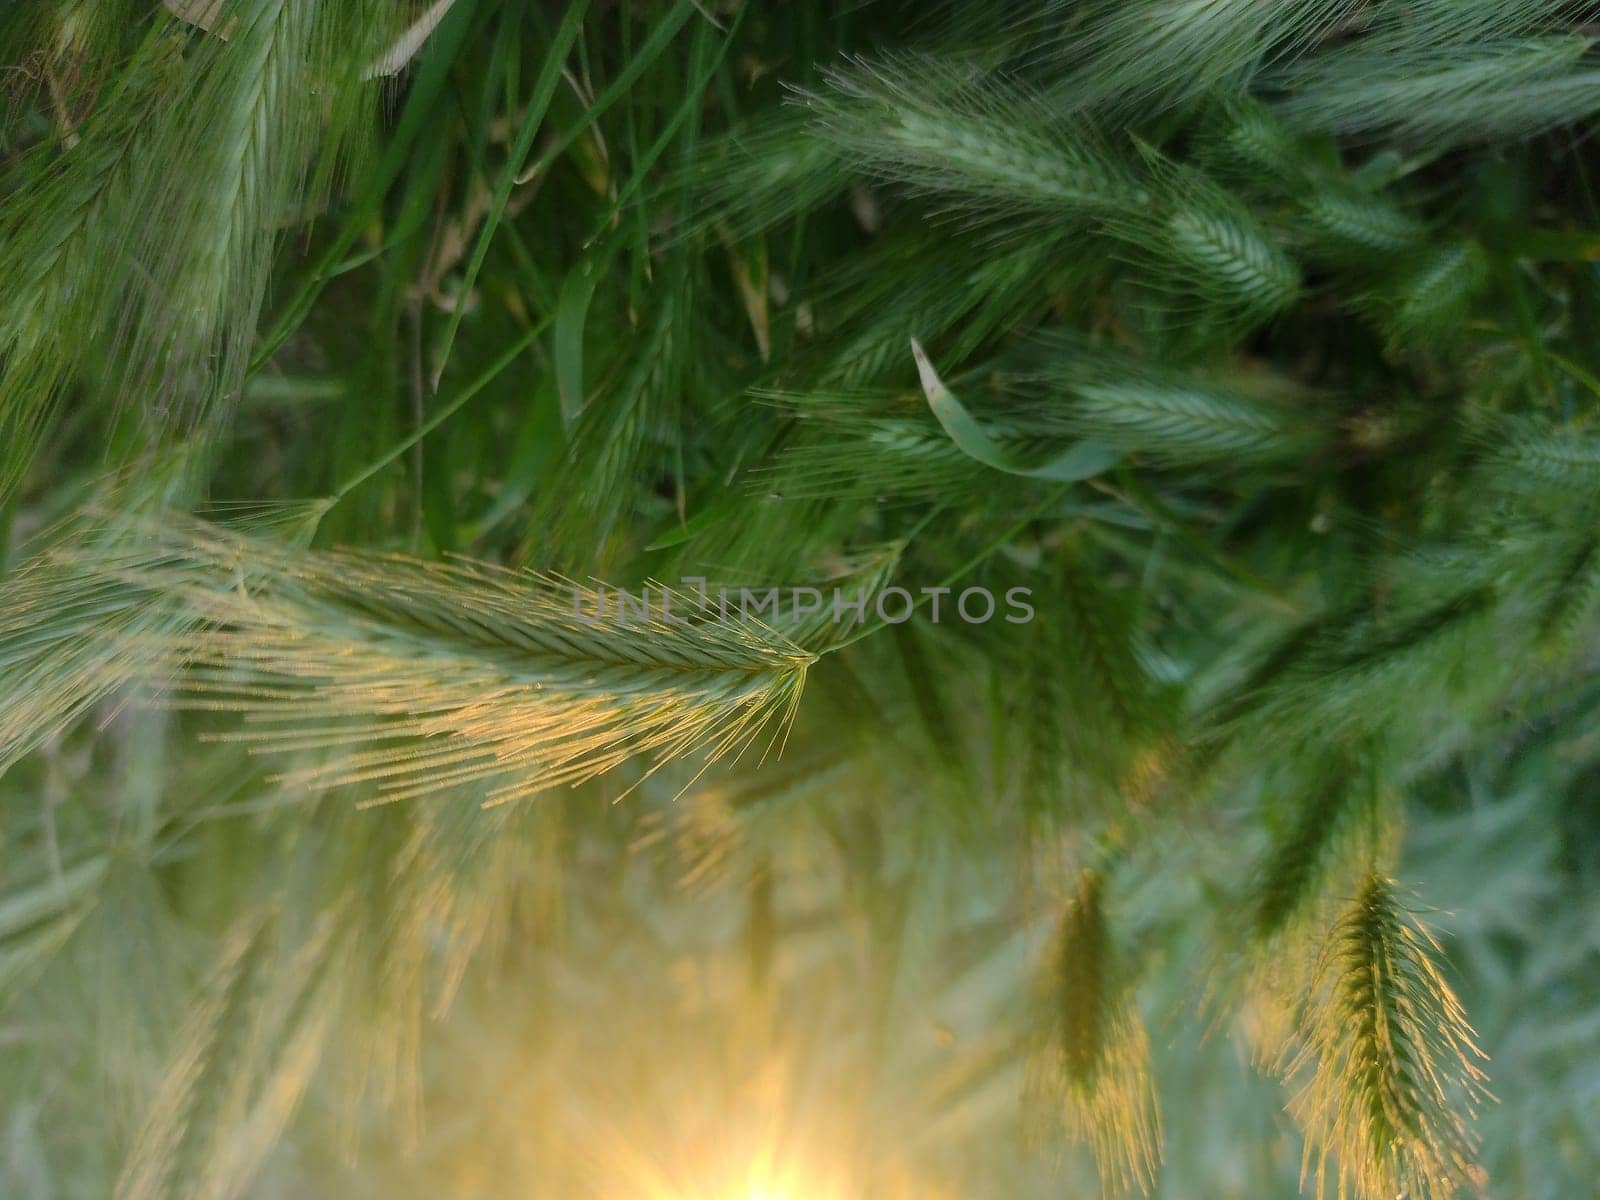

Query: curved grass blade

[911,339,1121,482]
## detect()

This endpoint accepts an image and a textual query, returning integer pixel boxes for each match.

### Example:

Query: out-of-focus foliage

[2,1,1600,1197]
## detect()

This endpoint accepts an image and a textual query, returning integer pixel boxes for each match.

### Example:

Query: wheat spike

[1065,377,1317,464]
[0,2,392,506]
[1111,148,1300,326]
[797,53,1142,221]
[1490,425,1600,492]
[8,516,814,804]
[1026,869,1163,1195]
[1282,872,1490,1200]
[1300,188,1426,258]
[1275,34,1600,144]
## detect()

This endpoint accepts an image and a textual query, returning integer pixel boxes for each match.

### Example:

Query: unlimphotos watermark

[572,578,1035,626]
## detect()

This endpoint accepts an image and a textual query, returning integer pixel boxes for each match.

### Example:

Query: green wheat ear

[1299,187,1426,259]
[797,53,1141,222]
[1107,144,1300,331]
[1281,872,1490,1200]
[1025,869,1162,1196]
[0,1,395,508]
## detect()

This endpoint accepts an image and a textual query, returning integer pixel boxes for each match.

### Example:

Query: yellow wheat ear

[1025,868,1162,1196]
[4,514,814,805]
[1282,871,1489,1200]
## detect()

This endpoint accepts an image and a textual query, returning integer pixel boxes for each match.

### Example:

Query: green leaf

[911,338,1121,482]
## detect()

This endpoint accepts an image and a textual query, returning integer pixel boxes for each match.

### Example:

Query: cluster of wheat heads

[4,1,1600,1197]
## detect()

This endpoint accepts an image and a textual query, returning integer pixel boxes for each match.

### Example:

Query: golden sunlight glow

[728,1161,840,1200]
[635,1165,838,1200]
